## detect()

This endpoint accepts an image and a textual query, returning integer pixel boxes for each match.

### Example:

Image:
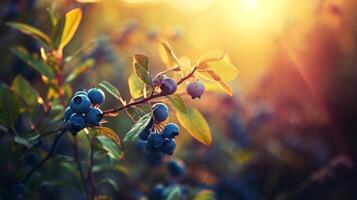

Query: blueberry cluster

[64,88,105,135]
[139,103,179,155]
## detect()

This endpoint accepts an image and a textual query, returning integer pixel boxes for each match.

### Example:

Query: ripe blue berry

[70,94,91,113]
[85,107,103,126]
[74,90,87,96]
[167,159,185,177]
[139,128,151,140]
[64,106,74,121]
[186,81,205,99]
[152,74,167,86]
[147,132,164,148]
[162,123,179,138]
[68,113,86,134]
[88,88,105,105]
[159,138,176,155]
[160,77,177,95]
[25,152,38,165]
[152,103,169,122]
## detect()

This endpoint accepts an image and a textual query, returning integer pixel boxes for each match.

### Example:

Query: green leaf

[99,81,124,104]
[64,41,96,64]
[123,113,152,147]
[176,107,212,145]
[134,54,149,71]
[7,22,52,46]
[98,178,119,191]
[128,73,144,99]
[14,134,40,148]
[166,94,187,113]
[95,126,121,145]
[0,85,21,127]
[65,59,95,83]
[11,47,54,79]
[165,186,181,200]
[12,75,40,107]
[58,8,82,50]
[97,135,122,160]
[126,105,151,122]
[193,190,216,200]
[133,61,151,85]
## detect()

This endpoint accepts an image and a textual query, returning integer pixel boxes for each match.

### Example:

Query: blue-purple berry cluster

[139,103,179,155]
[64,88,105,135]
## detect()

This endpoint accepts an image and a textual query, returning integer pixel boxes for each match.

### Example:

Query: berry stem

[72,136,90,198]
[102,67,197,115]
[23,130,66,184]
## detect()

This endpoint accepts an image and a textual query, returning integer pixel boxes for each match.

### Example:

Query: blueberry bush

[0,4,238,200]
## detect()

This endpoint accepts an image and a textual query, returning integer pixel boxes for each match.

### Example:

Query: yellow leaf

[59,8,82,50]
[158,41,180,68]
[196,51,239,82]
[96,126,121,145]
[176,107,212,145]
[218,81,233,96]
[128,73,144,99]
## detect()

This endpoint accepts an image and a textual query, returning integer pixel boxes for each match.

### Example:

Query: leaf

[123,113,152,147]
[218,81,233,96]
[98,178,119,191]
[59,8,82,50]
[193,190,216,200]
[12,75,40,107]
[64,41,96,64]
[99,81,124,105]
[7,22,52,46]
[133,54,151,85]
[196,51,239,82]
[134,54,149,71]
[14,134,40,148]
[97,135,122,160]
[126,105,151,122]
[166,94,187,113]
[11,47,54,79]
[96,126,121,145]
[76,0,103,3]
[176,107,212,145]
[65,59,95,82]
[165,186,181,200]
[128,73,144,99]
[158,41,180,68]
[0,85,21,127]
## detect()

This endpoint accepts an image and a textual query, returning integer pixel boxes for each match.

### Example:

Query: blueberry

[70,95,91,113]
[186,81,205,99]
[25,152,38,165]
[64,106,74,121]
[147,132,164,148]
[85,107,103,126]
[151,184,165,200]
[68,113,86,134]
[152,103,169,122]
[162,123,179,138]
[158,138,176,155]
[146,142,158,152]
[139,128,151,140]
[160,77,177,95]
[87,88,105,105]
[74,90,87,96]
[14,183,25,194]
[167,159,185,176]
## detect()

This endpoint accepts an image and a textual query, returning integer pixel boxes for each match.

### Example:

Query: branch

[72,136,90,198]
[103,67,197,115]
[23,130,66,184]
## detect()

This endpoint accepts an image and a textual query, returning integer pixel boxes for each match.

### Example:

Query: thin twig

[103,67,197,115]
[72,136,90,198]
[86,133,96,199]
[23,131,66,183]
